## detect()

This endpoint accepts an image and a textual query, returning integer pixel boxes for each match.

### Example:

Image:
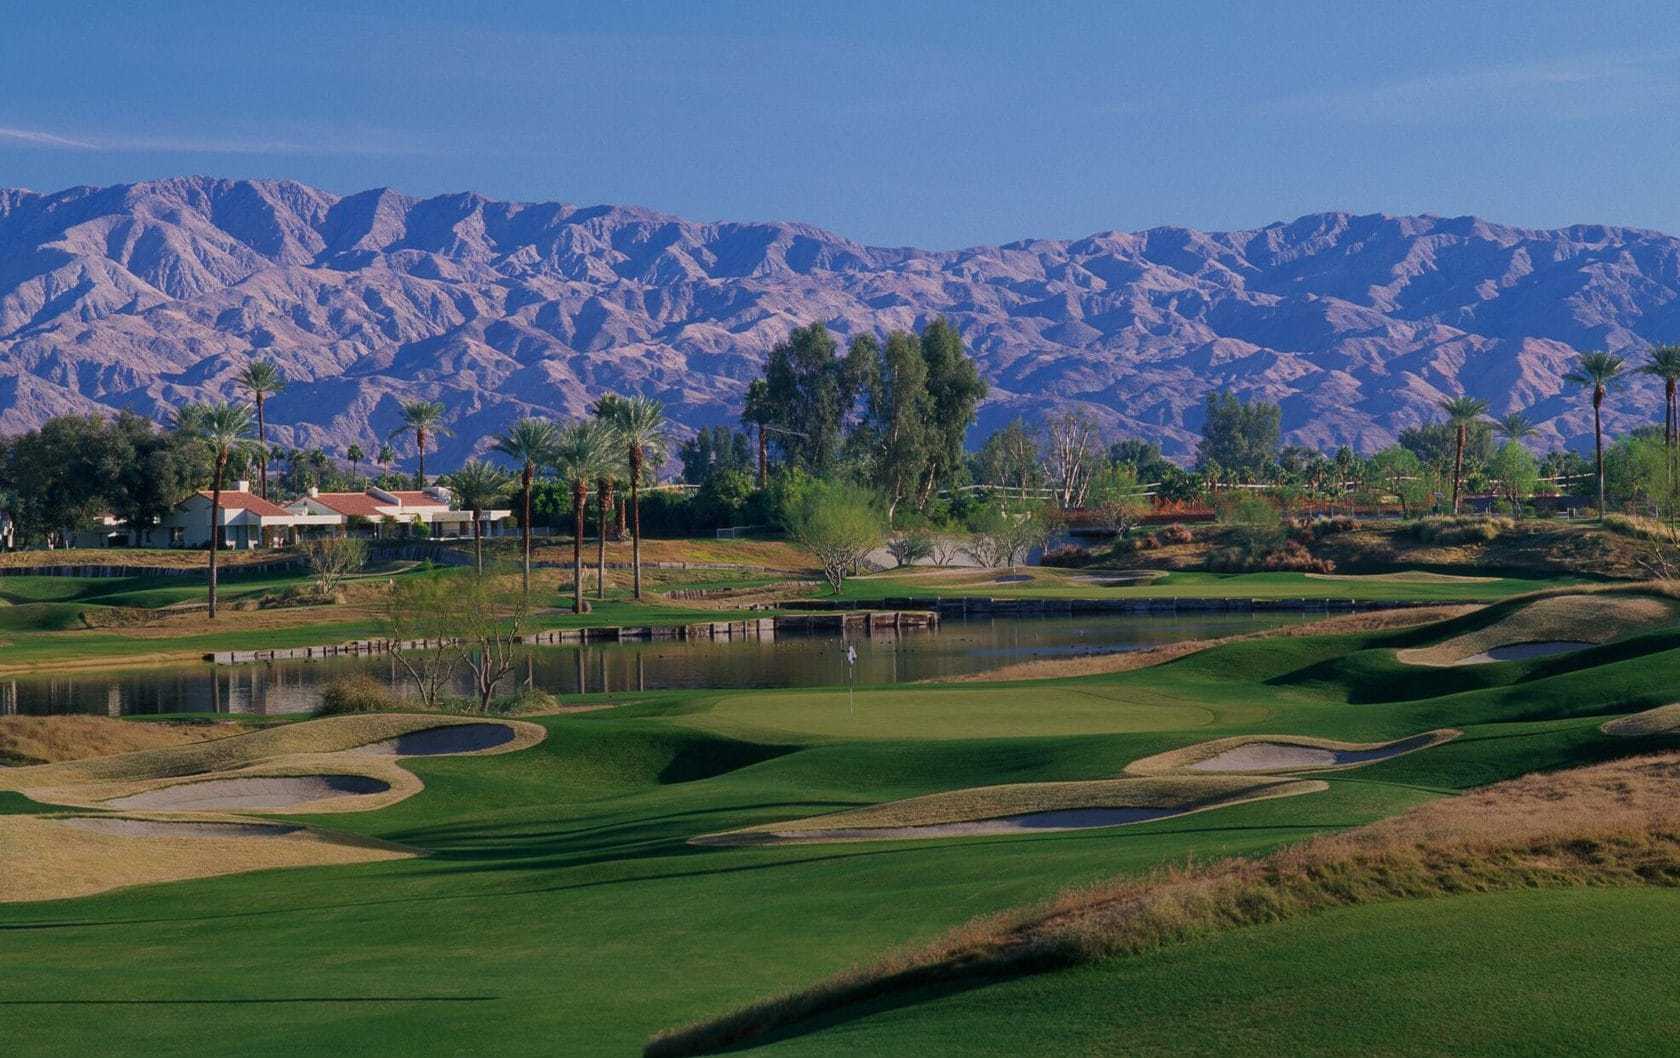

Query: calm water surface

[2,613,1309,717]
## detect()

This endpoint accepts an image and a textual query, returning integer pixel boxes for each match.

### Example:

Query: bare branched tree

[1043,411,1100,509]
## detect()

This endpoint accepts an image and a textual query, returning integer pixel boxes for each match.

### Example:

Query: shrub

[1406,515,1513,546]
[886,532,936,568]
[1604,512,1678,543]
[1155,524,1195,545]
[1040,544,1093,568]
[316,674,405,715]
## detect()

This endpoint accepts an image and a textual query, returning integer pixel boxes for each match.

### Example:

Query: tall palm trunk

[415,428,427,490]
[1593,388,1606,519]
[595,478,611,600]
[630,446,645,600]
[1451,425,1466,515]
[254,396,268,500]
[471,507,484,573]
[572,478,587,614]
[1667,380,1676,447]
[519,463,533,594]
[208,454,226,619]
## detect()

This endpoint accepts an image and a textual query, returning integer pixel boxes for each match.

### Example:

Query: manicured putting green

[685,685,1252,740]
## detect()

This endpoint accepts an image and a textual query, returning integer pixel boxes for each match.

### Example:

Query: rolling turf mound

[648,753,1680,1056]
[695,775,1324,845]
[1395,591,1680,667]
[1603,703,1680,738]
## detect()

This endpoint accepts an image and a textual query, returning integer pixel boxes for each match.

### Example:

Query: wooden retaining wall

[0,558,304,580]
[206,609,938,664]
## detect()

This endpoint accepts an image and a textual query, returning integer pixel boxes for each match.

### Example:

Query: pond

[1,612,1311,717]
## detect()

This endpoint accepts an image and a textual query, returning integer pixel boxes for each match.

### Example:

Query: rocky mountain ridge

[2,176,1678,468]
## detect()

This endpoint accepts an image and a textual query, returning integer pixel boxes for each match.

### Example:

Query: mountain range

[3,176,1679,469]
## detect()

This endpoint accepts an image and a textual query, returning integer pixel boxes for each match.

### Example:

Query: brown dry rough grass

[0,716,244,765]
[0,548,282,570]
[647,753,1680,1057]
[1123,729,1460,776]
[694,776,1323,845]
[946,605,1476,683]
[1397,592,1680,666]
[0,813,413,902]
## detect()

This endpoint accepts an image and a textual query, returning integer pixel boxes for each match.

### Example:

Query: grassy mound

[696,775,1323,845]
[647,753,1680,1056]
[0,715,246,765]
[1396,591,1680,666]
[1124,730,1459,776]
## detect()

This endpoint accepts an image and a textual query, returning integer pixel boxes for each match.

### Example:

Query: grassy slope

[1,608,1678,1055]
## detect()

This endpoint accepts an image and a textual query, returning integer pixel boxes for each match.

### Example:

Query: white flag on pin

[846,645,857,666]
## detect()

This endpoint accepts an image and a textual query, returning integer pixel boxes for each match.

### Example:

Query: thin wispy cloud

[0,126,97,149]
[1263,51,1680,124]
[0,123,427,157]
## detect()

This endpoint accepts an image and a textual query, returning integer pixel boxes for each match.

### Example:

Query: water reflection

[2,613,1307,717]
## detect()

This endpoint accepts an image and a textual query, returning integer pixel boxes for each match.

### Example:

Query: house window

[169,527,184,547]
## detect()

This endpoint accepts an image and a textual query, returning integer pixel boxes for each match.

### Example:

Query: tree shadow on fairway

[0,996,497,1005]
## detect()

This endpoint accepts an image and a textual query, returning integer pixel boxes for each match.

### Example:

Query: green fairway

[834,568,1574,603]
[3,591,1679,1056]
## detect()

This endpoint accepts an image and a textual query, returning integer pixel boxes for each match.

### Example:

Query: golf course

[5,578,1680,1056]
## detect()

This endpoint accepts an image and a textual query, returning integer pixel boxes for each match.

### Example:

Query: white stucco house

[286,485,511,540]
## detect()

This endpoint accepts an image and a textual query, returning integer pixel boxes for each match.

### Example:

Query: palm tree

[237,360,285,499]
[550,421,613,614]
[492,418,559,593]
[1564,351,1627,519]
[1493,412,1537,444]
[176,401,258,619]
[346,443,365,480]
[377,442,395,469]
[446,461,513,574]
[1641,346,1680,448]
[742,378,772,488]
[1438,396,1490,514]
[594,466,618,600]
[389,400,450,489]
[597,396,668,600]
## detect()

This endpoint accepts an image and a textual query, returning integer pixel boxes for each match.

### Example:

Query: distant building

[286,485,511,540]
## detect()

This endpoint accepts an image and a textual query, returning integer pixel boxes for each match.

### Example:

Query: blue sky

[3,1,1678,248]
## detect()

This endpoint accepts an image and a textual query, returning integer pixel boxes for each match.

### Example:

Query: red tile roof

[385,490,446,506]
[308,492,389,518]
[198,491,293,518]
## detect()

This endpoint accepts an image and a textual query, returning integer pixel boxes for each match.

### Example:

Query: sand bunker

[102,774,390,811]
[1126,730,1459,776]
[59,817,301,839]
[1602,703,1680,738]
[1454,641,1590,665]
[0,814,411,903]
[353,723,518,756]
[1397,593,1679,667]
[695,776,1324,846]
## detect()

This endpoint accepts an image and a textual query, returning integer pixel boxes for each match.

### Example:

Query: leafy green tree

[176,401,260,619]
[1565,351,1628,519]
[1108,438,1170,482]
[493,418,559,594]
[755,323,868,474]
[1195,392,1280,475]
[678,426,753,484]
[977,418,1043,498]
[851,330,931,521]
[913,318,987,507]
[1369,446,1427,516]
[1087,460,1149,536]
[447,460,514,573]
[108,413,205,534]
[389,399,450,489]
[784,480,884,594]
[1488,441,1540,516]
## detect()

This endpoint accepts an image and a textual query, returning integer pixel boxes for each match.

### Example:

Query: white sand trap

[1453,641,1590,665]
[59,817,302,839]
[355,723,517,756]
[101,774,390,811]
[1186,733,1447,773]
